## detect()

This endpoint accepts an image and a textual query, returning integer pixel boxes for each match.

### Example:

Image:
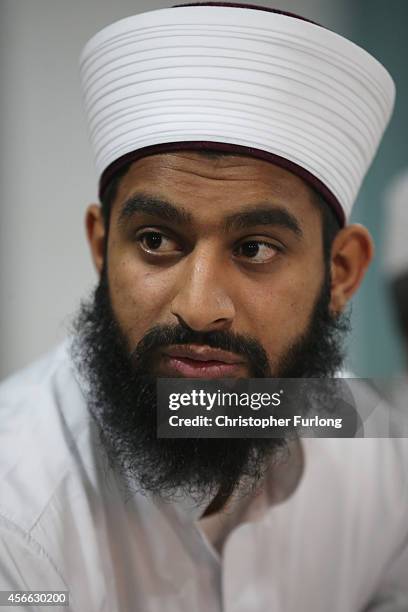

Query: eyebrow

[223,206,303,236]
[118,192,303,238]
[118,194,193,226]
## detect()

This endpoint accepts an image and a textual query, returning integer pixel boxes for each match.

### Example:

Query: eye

[136,230,181,254]
[234,240,280,263]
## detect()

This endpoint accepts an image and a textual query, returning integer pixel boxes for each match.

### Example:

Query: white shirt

[0,342,407,612]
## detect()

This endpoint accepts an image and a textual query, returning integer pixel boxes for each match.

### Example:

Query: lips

[161,344,246,378]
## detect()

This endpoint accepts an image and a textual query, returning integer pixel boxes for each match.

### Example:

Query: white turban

[80,3,395,225]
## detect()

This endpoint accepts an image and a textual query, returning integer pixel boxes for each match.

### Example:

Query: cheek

[107,253,175,344]
[244,269,322,359]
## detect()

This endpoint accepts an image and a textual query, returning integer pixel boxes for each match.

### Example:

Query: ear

[329,223,374,313]
[85,204,106,276]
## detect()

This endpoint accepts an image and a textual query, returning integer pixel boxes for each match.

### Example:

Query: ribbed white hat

[79,2,395,225]
[383,172,408,278]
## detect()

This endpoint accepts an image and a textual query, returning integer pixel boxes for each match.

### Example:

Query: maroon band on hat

[98,141,345,226]
[172,3,321,27]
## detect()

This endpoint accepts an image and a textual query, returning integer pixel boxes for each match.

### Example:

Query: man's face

[75,151,352,502]
[105,152,326,375]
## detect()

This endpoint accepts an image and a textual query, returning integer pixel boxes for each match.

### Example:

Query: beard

[71,263,349,505]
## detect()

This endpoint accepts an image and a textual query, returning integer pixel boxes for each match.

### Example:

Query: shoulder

[0,341,91,532]
[298,433,408,577]
[0,340,77,411]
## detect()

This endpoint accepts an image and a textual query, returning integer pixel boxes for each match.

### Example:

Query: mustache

[131,324,271,377]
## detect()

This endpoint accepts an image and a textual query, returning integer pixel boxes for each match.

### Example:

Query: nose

[170,246,235,332]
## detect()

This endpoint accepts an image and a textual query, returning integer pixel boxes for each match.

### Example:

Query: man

[382,172,408,422]
[0,3,407,611]
[384,171,408,366]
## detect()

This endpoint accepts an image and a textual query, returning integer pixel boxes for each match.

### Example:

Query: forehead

[112,151,321,229]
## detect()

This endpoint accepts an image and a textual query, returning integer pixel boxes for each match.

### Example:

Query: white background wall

[0,0,352,380]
